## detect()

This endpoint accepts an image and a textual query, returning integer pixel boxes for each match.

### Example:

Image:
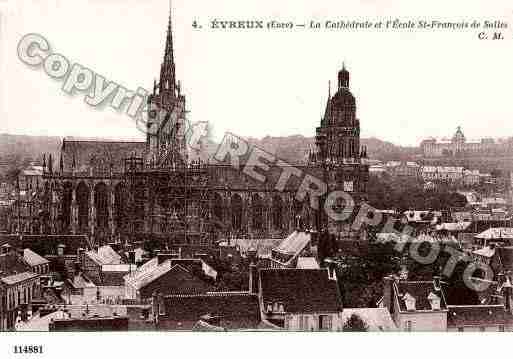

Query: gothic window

[60,182,72,233]
[212,193,224,223]
[231,194,243,231]
[272,195,283,230]
[114,183,127,233]
[76,182,90,233]
[94,182,109,229]
[293,198,303,219]
[252,194,264,230]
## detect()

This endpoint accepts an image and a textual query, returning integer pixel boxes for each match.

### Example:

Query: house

[269,231,313,268]
[124,261,215,301]
[471,245,497,265]
[421,166,465,184]
[402,210,441,226]
[259,268,343,331]
[474,228,513,247]
[81,245,129,286]
[380,276,448,331]
[381,273,513,331]
[62,273,98,304]
[154,292,261,330]
[296,257,320,269]
[463,169,480,186]
[23,249,50,275]
[386,161,421,178]
[446,305,513,331]
[341,308,397,331]
[0,250,41,330]
[369,165,387,177]
[444,273,513,331]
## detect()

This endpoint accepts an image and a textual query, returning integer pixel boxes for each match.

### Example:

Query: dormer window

[403,292,416,311]
[428,292,441,310]
[267,302,285,313]
[273,302,279,313]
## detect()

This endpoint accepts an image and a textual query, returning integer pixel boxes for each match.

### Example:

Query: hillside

[0,132,419,177]
[244,135,420,164]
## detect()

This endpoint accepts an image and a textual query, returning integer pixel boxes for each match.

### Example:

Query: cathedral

[35,9,369,248]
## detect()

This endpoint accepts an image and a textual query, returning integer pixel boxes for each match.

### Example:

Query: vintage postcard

[0,0,513,356]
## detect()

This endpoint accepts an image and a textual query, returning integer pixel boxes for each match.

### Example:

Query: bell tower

[313,64,369,236]
[146,3,187,167]
[314,64,364,164]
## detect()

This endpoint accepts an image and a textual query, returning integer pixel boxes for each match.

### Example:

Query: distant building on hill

[421,126,513,158]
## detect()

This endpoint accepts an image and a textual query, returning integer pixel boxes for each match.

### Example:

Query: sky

[0,0,512,146]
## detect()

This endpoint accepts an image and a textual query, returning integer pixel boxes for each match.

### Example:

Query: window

[405,320,413,332]
[343,181,354,192]
[319,315,332,330]
[499,325,505,332]
[300,315,310,331]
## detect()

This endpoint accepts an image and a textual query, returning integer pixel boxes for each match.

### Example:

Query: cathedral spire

[159,1,177,95]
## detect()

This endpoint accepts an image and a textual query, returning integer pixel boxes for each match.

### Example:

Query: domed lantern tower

[315,64,362,164]
[314,64,369,236]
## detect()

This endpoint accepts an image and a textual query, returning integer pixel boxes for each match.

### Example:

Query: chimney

[57,244,65,257]
[249,262,258,294]
[383,276,395,314]
[433,276,441,291]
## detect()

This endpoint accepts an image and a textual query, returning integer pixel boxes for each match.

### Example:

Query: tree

[335,242,401,308]
[343,314,368,332]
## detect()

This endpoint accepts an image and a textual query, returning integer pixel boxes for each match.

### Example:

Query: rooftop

[24,248,50,267]
[1,271,38,285]
[475,228,513,240]
[394,280,447,312]
[260,268,342,314]
[159,292,260,330]
[447,305,513,327]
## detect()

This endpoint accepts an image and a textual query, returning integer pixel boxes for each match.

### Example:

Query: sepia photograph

[0,0,513,355]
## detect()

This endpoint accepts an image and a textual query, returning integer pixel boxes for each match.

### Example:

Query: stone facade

[31,11,369,246]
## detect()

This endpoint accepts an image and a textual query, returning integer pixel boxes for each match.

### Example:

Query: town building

[153,292,261,330]
[23,249,50,275]
[259,268,343,330]
[421,126,513,158]
[341,308,396,331]
[0,247,41,330]
[380,276,448,331]
[268,231,313,268]
[385,161,421,178]
[124,261,215,302]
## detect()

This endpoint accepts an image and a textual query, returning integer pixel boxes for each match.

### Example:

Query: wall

[283,312,343,331]
[396,311,447,331]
